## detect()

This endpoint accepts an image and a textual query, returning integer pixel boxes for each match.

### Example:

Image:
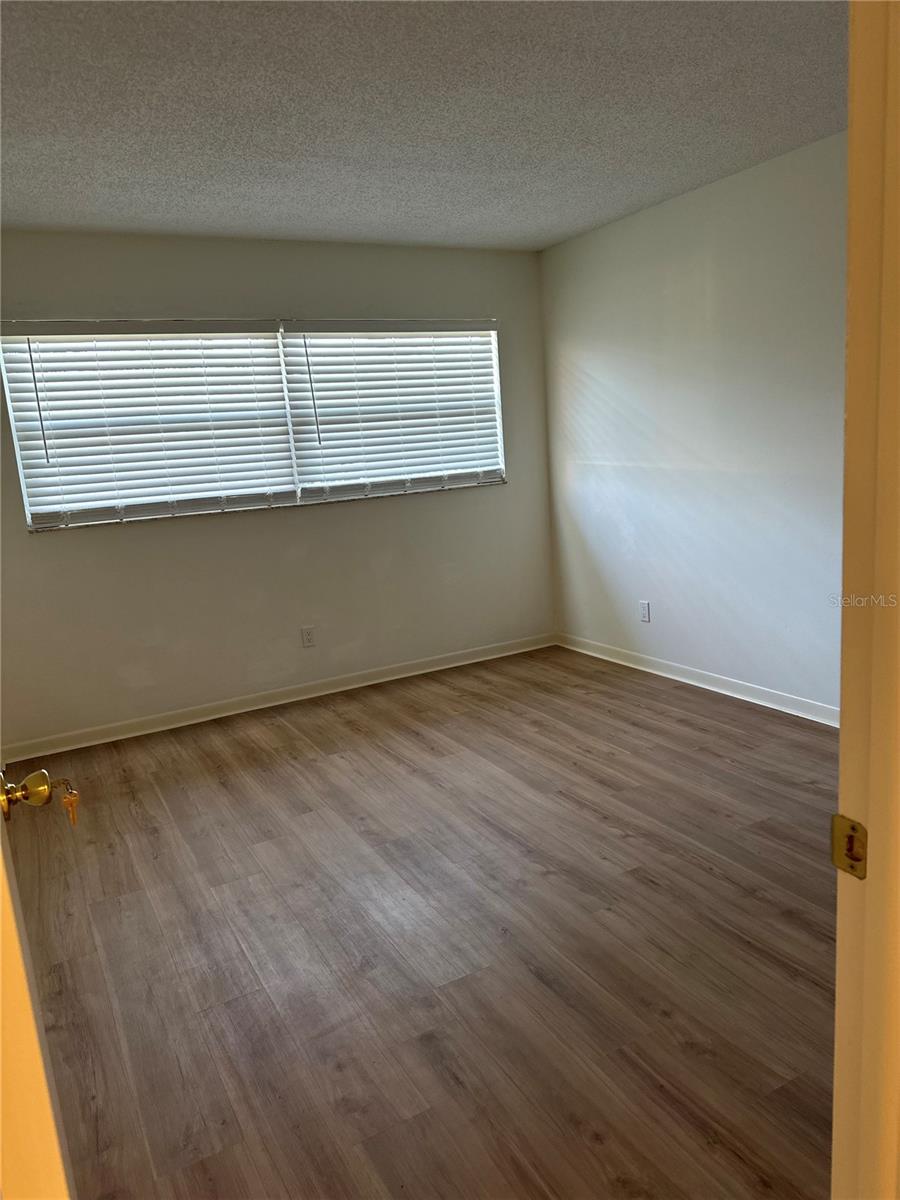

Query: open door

[831,3,900,1198]
[1,816,72,1197]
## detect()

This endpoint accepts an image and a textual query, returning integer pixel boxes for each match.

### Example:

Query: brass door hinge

[831,814,867,879]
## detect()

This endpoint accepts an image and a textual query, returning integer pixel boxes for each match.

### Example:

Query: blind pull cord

[276,323,302,498]
[26,337,51,463]
[302,333,323,446]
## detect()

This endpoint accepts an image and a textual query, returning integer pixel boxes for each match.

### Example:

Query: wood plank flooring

[9,647,837,1199]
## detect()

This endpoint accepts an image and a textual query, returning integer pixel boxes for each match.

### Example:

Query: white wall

[541,135,846,720]
[1,232,553,755]
[1,135,847,753]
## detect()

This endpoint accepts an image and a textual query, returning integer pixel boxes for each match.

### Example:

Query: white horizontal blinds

[281,331,505,501]
[1,333,297,528]
[0,325,505,530]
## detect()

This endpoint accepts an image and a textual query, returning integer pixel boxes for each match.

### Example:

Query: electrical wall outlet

[301,626,316,648]
[639,601,651,623]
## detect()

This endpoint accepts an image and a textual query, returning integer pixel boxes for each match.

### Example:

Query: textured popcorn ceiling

[1,0,846,250]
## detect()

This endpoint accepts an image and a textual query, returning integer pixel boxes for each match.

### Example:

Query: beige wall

[1,232,553,755]
[541,134,846,721]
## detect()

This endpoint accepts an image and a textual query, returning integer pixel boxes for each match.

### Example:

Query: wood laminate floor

[10,648,837,1200]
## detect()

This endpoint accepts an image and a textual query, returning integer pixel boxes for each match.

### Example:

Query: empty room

[2,2,898,1198]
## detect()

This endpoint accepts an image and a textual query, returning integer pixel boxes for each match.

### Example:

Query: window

[0,322,505,530]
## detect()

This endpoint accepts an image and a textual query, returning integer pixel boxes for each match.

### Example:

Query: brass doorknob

[0,770,79,826]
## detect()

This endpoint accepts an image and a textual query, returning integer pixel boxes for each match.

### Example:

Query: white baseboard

[4,630,838,761]
[2,634,556,762]
[558,635,840,727]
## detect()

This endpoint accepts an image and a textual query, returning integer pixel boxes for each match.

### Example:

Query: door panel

[832,3,900,1197]
[1,820,71,1198]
